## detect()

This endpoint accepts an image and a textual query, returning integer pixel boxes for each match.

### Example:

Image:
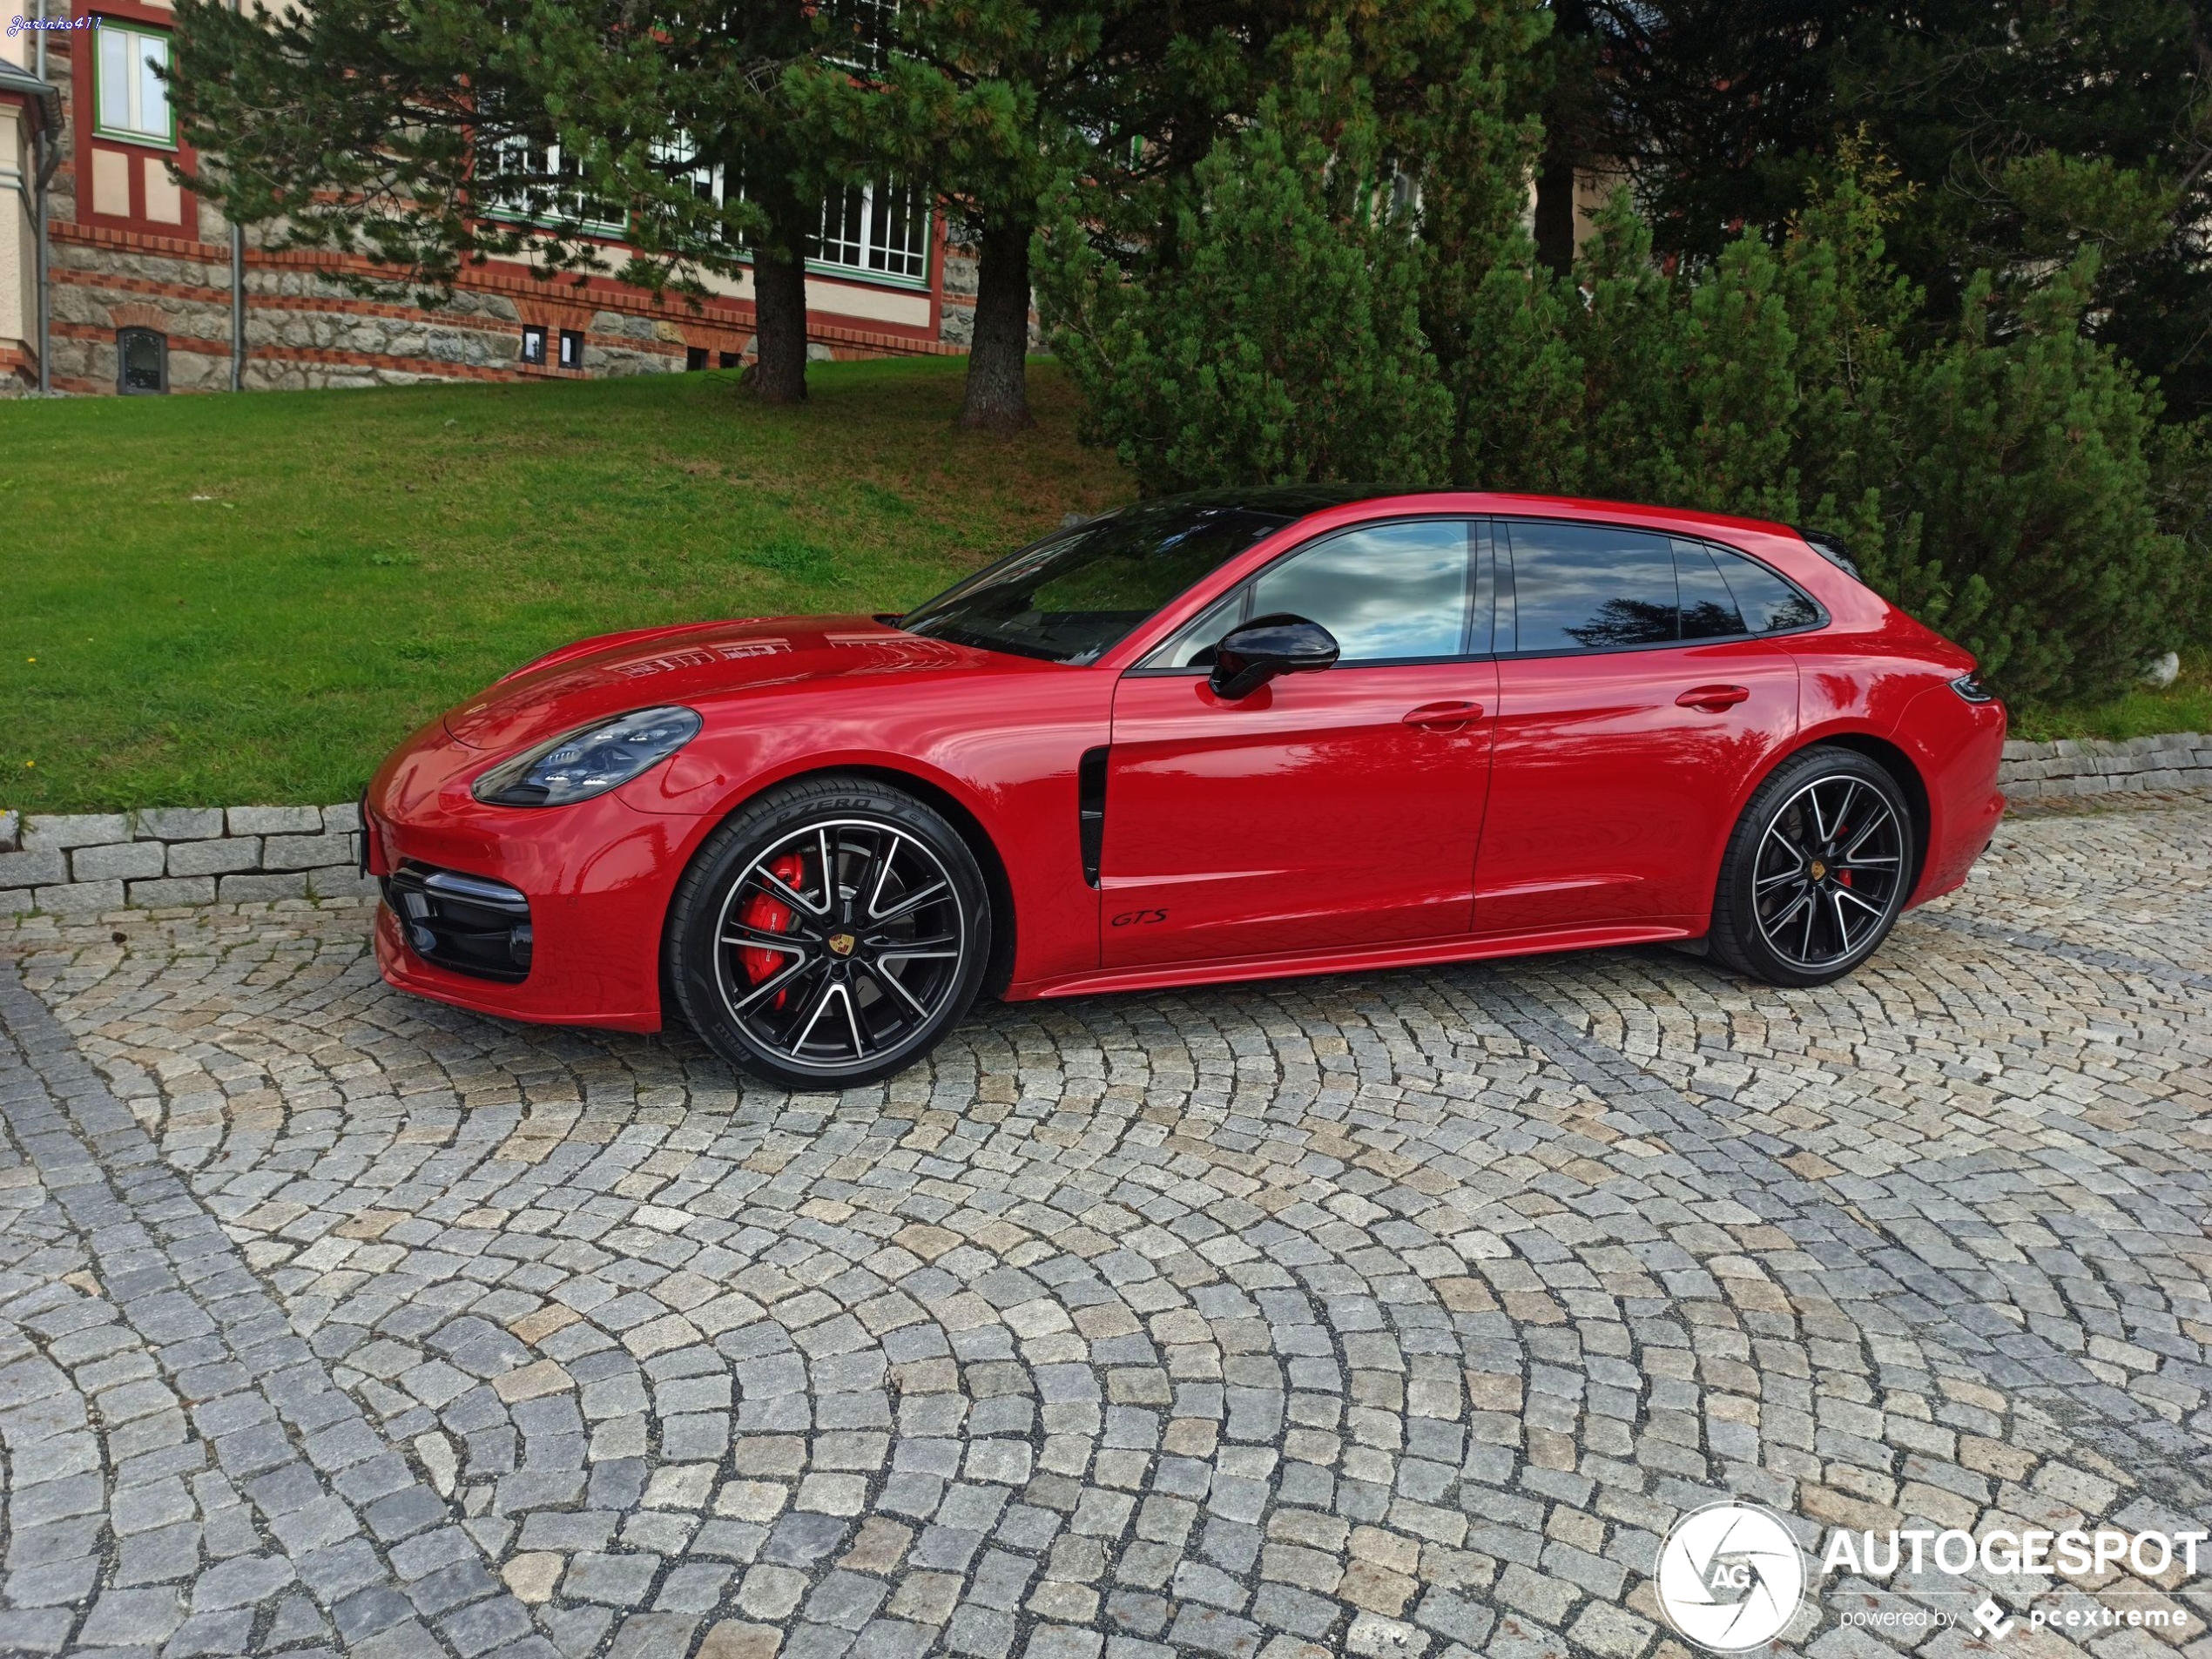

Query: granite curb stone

[0,805,364,914]
[1998,731,2212,798]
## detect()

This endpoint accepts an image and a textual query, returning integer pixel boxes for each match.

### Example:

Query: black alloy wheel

[1709,746,1915,987]
[667,777,991,1088]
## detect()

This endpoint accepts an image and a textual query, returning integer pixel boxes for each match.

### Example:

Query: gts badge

[1111,908,1168,927]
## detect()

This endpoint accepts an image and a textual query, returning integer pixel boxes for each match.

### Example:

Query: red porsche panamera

[364,488,2006,1088]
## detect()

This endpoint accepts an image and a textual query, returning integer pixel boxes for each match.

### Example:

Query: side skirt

[1007,921,1703,1001]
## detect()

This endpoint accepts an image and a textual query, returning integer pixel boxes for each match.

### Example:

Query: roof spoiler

[1792,527,1864,581]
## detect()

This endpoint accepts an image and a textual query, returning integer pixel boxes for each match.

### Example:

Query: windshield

[900,499,1297,664]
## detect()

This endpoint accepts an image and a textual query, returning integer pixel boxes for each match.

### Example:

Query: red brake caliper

[738,853,808,1008]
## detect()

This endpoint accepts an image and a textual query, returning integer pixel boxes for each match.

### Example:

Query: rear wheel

[1709,746,1914,987]
[666,777,990,1089]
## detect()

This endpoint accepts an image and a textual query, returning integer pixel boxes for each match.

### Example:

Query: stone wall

[1997,733,2212,799]
[0,804,377,916]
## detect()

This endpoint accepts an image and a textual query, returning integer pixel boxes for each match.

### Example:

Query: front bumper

[364,724,707,1032]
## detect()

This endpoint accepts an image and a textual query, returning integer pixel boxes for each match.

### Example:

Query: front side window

[97,22,173,145]
[1504,521,1679,653]
[1247,521,1473,662]
[901,501,1296,664]
[1152,520,1477,667]
[117,327,165,394]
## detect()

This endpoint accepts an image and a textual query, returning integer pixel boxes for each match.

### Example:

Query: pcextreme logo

[1656,1502,2209,1651]
[1656,1504,1807,1650]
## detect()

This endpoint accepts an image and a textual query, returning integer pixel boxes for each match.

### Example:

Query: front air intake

[382,864,534,982]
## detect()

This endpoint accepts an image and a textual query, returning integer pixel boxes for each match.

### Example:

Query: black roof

[1141,484,1408,522]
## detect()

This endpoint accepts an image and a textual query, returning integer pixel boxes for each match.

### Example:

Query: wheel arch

[659,760,1020,1013]
[831,765,1019,1000]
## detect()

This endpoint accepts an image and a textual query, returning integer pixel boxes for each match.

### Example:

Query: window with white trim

[649,134,734,246]
[811,179,928,282]
[95,22,173,146]
[825,0,898,76]
[487,136,626,236]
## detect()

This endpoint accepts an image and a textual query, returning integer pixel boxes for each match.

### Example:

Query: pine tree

[1042,38,1453,490]
[1582,0,2212,421]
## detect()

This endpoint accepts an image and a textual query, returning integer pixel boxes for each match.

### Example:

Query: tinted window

[1149,520,1478,667]
[1674,539,1747,640]
[1505,521,1677,652]
[1713,548,1821,633]
[901,500,1292,664]
[1248,521,1472,661]
[1150,590,1246,669]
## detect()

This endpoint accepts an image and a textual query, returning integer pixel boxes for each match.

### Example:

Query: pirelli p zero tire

[1707,745,1916,988]
[665,775,991,1089]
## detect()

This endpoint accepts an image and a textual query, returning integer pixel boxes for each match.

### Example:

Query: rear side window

[1503,521,1677,652]
[1712,546,1822,633]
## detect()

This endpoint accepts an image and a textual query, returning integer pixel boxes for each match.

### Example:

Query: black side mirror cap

[1209,613,1341,700]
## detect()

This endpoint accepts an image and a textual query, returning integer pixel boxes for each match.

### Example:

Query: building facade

[0,0,976,395]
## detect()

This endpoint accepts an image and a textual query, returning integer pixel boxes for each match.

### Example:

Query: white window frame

[94,20,174,148]
[485,134,628,238]
[825,0,899,76]
[808,178,931,287]
[647,134,736,247]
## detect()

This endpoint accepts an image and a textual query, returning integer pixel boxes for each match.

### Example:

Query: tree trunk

[1534,0,1593,280]
[959,213,1033,431]
[746,172,810,404]
[1532,154,1578,278]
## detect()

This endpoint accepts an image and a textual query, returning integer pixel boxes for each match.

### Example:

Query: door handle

[1676,685,1750,712]
[1403,700,1483,730]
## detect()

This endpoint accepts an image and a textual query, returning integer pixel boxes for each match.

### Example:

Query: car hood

[444,615,1001,752]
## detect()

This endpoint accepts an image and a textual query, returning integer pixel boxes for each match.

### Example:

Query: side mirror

[1209,613,1340,700]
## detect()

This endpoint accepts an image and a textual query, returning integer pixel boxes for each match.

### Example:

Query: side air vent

[1077,746,1108,888]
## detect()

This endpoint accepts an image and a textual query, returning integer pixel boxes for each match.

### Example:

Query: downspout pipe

[228,0,242,389]
[34,0,51,394]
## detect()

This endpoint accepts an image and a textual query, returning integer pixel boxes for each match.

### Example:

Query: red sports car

[364,488,2006,1088]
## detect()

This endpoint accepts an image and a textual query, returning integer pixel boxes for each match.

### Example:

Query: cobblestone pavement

[0,793,2206,1659]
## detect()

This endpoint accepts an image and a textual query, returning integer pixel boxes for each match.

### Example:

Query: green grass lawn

[2006,651,2212,744]
[1,358,1130,813]
[4,361,2202,813]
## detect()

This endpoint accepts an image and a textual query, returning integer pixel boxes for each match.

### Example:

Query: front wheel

[1708,746,1915,987]
[665,777,991,1089]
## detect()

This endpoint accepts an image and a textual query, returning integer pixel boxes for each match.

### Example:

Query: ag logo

[1656,1502,1806,1650]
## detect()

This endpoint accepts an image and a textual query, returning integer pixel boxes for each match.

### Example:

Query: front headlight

[472,705,703,807]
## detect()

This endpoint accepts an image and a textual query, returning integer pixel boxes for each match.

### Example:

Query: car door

[1100,517,1499,970]
[1474,519,1805,936]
